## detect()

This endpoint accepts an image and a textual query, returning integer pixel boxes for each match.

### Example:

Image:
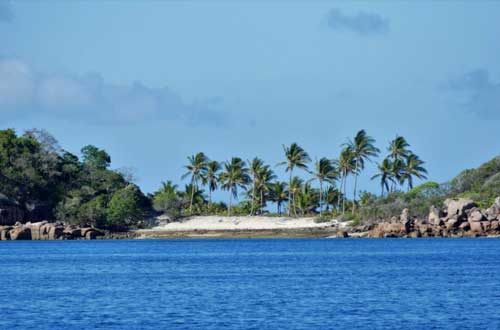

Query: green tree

[289,176,304,216]
[278,143,310,216]
[401,153,428,190]
[270,181,288,214]
[107,184,147,230]
[346,130,379,214]
[248,157,265,215]
[388,136,410,161]
[324,186,341,212]
[309,157,338,216]
[203,160,221,206]
[152,181,182,218]
[182,152,208,215]
[81,145,111,170]
[336,146,356,214]
[256,165,276,213]
[219,157,250,216]
[371,158,395,197]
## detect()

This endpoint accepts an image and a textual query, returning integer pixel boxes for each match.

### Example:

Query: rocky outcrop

[0,222,104,241]
[367,197,500,238]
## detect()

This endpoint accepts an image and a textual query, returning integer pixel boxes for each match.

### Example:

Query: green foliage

[450,156,500,207]
[107,185,148,230]
[81,145,111,170]
[0,129,150,230]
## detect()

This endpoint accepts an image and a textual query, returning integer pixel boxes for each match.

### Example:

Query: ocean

[1,238,499,329]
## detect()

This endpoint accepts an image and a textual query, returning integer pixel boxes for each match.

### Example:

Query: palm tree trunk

[228,190,232,216]
[250,178,256,216]
[319,179,323,216]
[293,192,298,217]
[342,171,347,215]
[260,189,264,214]
[288,169,292,216]
[190,177,195,215]
[353,159,359,215]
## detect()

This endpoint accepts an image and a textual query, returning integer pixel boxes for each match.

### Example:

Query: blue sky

[1,1,499,200]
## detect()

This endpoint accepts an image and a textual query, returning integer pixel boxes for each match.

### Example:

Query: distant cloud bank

[444,69,500,119]
[0,2,14,22]
[0,58,226,126]
[325,8,389,36]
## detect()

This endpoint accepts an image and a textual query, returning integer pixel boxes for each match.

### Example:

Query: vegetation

[0,128,150,230]
[2,127,498,231]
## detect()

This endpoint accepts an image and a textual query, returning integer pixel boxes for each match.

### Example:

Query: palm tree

[346,130,379,214]
[219,157,250,216]
[248,157,265,215]
[401,153,428,190]
[371,158,395,197]
[181,152,208,215]
[324,185,341,212]
[309,157,338,216]
[203,160,221,206]
[257,165,276,213]
[336,146,356,214]
[289,176,304,216]
[295,183,319,216]
[182,184,206,211]
[391,158,406,191]
[277,143,310,216]
[270,181,288,214]
[388,135,410,161]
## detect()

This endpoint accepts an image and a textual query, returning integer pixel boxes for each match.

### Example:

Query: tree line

[153,129,428,218]
[0,128,428,229]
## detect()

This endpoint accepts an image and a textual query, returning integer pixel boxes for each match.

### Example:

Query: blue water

[1,239,499,330]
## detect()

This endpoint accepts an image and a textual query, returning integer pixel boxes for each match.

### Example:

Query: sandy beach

[133,216,344,238]
[150,216,338,231]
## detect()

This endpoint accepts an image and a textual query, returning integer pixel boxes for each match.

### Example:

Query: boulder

[0,226,12,240]
[336,230,349,238]
[9,226,32,240]
[81,228,104,240]
[445,218,458,230]
[428,205,441,225]
[48,225,64,240]
[444,198,476,219]
[468,208,485,222]
[63,226,81,239]
[485,197,500,220]
[481,221,491,232]
[470,221,483,233]
[26,221,48,240]
[459,222,470,231]
[490,221,499,231]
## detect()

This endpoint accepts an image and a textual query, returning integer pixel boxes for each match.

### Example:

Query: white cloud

[0,58,226,125]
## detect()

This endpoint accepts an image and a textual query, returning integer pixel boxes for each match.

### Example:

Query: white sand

[148,216,340,231]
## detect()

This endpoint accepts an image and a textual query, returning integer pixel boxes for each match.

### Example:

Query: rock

[9,226,32,240]
[400,208,410,222]
[490,221,499,231]
[48,225,64,240]
[0,226,12,240]
[485,198,500,220]
[63,226,81,239]
[468,208,485,222]
[26,221,48,240]
[81,228,104,240]
[428,205,441,225]
[459,222,470,231]
[470,221,483,233]
[481,221,491,231]
[336,230,349,238]
[446,219,458,230]
[444,198,476,219]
